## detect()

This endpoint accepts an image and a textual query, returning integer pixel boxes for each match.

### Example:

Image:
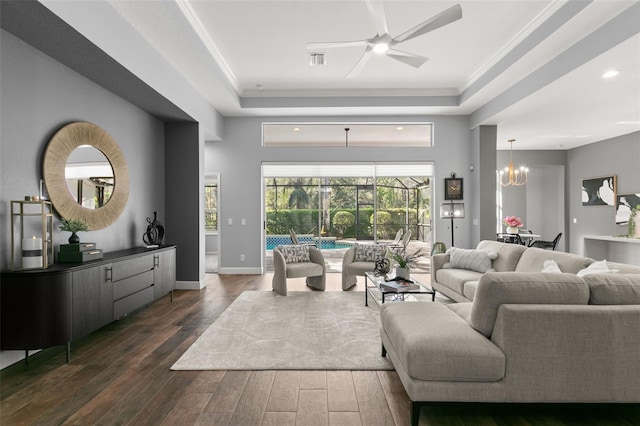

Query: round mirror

[43,122,129,230]
[65,146,114,209]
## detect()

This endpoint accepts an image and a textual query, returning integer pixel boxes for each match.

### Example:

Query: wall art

[581,175,616,206]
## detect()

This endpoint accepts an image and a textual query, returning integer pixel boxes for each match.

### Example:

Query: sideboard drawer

[113,270,154,301]
[113,286,154,319]
[112,256,154,282]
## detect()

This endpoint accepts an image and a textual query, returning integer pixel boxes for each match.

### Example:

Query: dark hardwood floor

[1,273,639,425]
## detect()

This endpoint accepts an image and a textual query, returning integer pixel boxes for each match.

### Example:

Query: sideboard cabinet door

[72,263,113,340]
[154,248,176,299]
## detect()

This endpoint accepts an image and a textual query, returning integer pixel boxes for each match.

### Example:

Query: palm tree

[288,179,309,209]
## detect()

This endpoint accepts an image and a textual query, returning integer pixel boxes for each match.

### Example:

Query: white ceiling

[108,0,640,150]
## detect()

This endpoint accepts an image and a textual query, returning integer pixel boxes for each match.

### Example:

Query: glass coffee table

[364,272,436,307]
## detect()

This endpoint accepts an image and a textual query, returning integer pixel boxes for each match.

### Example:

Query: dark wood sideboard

[1,245,176,363]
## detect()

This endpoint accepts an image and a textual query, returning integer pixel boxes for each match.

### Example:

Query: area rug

[171,291,393,370]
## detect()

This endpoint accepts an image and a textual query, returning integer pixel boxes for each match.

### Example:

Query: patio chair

[400,229,412,250]
[289,228,317,247]
[388,229,404,249]
[272,244,325,296]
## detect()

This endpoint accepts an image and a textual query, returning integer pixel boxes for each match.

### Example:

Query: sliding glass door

[263,163,433,272]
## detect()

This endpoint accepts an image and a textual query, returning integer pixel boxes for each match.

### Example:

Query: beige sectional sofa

[381,241,640,426]
[431,240,640,302]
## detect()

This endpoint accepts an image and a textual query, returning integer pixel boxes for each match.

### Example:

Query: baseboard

[175,279,206,290]
[218,267,263,275]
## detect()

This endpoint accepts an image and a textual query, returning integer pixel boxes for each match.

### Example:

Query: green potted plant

[627,206,640,238]
[59,218,90,244]
[390,248,426,278]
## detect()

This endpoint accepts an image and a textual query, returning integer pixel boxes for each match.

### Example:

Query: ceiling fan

[306,0,462,78]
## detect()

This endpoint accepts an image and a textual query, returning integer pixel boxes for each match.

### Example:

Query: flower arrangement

[503,216,523,228]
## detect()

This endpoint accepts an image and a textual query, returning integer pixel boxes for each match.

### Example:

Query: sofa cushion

[470,272,590,337]
[345,261,377,276]
[583,274,640,305]
[285,262,323,278]
[277,244,310,263]
[606,262,640,274]
[444,247,497,273]
[381,302,505,382]
[436,269,484,295]
[463,281,479,301]
[576,260,619,277]
[541,259,562,273]
[354,243,387,262]
[447,302,473,323]
[477,240,527,272]
[514,248,593,274]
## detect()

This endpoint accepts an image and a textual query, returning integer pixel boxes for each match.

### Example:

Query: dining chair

[529,232,562,250]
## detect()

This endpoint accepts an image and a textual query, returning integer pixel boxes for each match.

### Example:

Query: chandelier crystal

[499,139,528,187]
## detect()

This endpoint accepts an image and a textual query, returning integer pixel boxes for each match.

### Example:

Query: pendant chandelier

[499,139,528,187]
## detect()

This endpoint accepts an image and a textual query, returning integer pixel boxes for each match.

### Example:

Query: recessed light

[602,70,619,79]
[396,126,404,130]
[293,127,300,132]
[373,42,389,54]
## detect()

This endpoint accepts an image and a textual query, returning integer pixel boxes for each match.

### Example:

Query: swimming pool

[266,235,352,251]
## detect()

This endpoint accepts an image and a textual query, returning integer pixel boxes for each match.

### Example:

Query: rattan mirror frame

[43,122,129,230]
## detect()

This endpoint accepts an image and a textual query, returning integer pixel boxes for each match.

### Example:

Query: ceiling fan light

[309,52,325,66]
[372,42,389,54]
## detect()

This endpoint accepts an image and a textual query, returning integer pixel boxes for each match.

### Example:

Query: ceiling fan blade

[364,0,389,36]
[346,45,374,79]
[394,4,462,43]
[386,49,428,68]
[306,40,368,50]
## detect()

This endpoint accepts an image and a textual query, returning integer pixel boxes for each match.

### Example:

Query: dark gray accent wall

[0,29,166,271]
[0,0,192,122]
[165,122,203,283]
[567,131,640,255]
[473,125,498,245]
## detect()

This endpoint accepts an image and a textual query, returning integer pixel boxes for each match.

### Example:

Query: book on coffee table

[380,279,420,292]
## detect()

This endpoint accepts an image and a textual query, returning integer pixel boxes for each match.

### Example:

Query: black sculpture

[143,211,165,246]
[374,257,391,276]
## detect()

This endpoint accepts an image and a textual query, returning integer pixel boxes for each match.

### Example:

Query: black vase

[68,232,80,244]
[143,212,165,246]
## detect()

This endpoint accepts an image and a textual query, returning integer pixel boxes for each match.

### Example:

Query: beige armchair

[341,243,390,290]
[272,245,326,296]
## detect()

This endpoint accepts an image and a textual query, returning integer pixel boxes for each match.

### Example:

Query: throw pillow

[576,259,619,277]
[354,243,388,262]
[541,259,562,273]
[277,244,310,263]
[443,247,497,273]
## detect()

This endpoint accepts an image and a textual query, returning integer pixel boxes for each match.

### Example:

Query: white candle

[22,236,43,269]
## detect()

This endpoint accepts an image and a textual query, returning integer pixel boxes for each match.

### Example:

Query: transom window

[262,123,433,147]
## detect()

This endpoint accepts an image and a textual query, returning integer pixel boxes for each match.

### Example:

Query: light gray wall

[0,30,166,270]
[206,115,475,272]
[567,131,640,255]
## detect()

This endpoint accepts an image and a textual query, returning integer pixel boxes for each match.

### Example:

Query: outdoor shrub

[332,211,355,238]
